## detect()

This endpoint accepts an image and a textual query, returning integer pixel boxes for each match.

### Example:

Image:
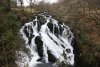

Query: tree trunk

[0,0,3,7]
[6,0,11,11]
[0,0,11,12]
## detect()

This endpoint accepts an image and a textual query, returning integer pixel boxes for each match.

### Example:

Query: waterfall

[16,12,74,67]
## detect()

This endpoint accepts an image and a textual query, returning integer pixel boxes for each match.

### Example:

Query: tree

[0,0,11,11]
[29,0,32,7]
[18,0,23,7]
[26,0,36,12]
[10,0,17,8]
[7,0,11,11]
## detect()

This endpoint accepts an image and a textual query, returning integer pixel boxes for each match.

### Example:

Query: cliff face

[16,12,74,67]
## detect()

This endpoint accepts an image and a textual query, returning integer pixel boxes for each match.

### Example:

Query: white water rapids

[16,12,74,67]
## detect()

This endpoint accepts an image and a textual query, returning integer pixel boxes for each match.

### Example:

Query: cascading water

[16,12,74,67]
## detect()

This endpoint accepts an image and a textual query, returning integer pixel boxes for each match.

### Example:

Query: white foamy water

[16,12,74,67]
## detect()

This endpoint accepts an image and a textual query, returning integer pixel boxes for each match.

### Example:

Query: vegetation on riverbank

[0,7,22,66]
